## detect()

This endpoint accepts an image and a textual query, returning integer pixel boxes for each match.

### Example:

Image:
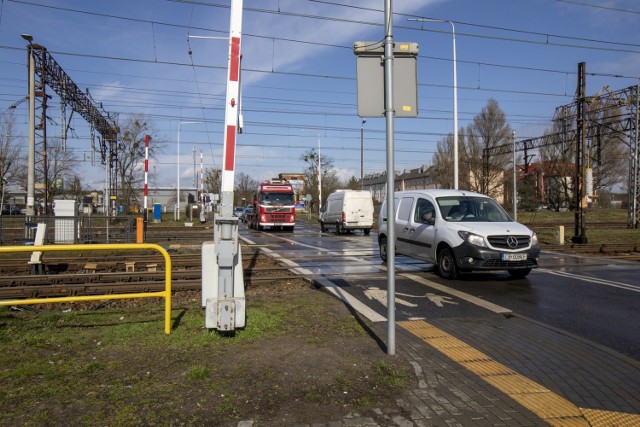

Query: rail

[0,243,173,334]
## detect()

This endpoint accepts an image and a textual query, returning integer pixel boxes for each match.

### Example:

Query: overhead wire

[186,3,217,169]
[2,0,638,178]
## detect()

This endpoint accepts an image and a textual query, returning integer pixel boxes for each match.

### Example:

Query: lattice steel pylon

[483,82,640,231]
[24,38,119,216]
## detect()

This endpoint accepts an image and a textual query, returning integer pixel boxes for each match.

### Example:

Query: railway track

[0,246,302,300]
[2,225,640,301]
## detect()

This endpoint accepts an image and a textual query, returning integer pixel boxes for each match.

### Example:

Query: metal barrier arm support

[201,0,246,332]
[0,243,173,334]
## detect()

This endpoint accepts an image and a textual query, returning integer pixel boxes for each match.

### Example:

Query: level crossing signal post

[201,0,245,332]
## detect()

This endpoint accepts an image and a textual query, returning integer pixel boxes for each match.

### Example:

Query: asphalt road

[240,219,640,361]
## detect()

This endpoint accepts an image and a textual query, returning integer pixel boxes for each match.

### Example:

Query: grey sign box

[354,41,419,118]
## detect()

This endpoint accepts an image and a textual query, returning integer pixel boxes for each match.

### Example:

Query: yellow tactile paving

[580,408,640,427]
[437,346,491,362]
[398,320,639,425]
[510,392,583,418]
[458,360,516,376]
[483,374,550,394]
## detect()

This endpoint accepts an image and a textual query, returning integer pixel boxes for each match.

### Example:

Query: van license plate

[502,253,527,261]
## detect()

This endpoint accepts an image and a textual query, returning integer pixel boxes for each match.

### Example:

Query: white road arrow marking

[364,287,459,309]
[426,292,458,307]
[364,287,418,308]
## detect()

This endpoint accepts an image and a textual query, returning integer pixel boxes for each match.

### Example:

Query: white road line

[540,269,640,293]
[400,273,512,315]
[241,234,385,322]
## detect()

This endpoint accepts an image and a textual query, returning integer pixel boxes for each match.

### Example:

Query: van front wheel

[379,236,388,262]
[437,247,458,279]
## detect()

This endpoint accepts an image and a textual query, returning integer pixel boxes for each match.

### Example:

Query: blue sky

[1,0,639,191]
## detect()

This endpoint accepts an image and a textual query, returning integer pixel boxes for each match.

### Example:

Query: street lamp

[408,18,458,189]
[360,119,366,189]
[176,121,202,220]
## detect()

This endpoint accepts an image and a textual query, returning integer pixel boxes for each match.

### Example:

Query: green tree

[346,175,361,190]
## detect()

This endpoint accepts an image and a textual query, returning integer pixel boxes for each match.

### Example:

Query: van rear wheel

[437,247,458,279]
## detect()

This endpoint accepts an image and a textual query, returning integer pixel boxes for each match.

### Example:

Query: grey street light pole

[360,119,366,189]
[317,134,322,214]
[22,33,36,216]
[177,121,202,220]
[408,18,458,189]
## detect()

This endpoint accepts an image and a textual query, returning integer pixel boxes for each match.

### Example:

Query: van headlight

[458,231,487,248]
[532,232,539,246]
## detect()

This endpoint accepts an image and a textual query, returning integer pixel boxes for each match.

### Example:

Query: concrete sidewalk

[239,311,640,426]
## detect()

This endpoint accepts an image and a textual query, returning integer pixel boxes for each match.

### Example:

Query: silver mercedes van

[378,189,540,279]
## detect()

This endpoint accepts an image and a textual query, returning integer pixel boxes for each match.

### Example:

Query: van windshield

[437,196,511,222]
[260,192,295,205]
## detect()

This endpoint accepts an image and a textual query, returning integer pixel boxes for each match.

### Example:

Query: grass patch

[0,286,404,426]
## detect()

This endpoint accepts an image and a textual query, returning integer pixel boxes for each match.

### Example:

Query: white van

[378,189,540,279]
[320,190,374,235]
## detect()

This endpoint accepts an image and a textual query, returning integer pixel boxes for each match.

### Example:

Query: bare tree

[203,167,222,195]
[466,99,512,198]
[234,172,259,206]
[115,114,162,212]
[45,139,79,201]
[300,147,338,210]
[0,113,22,210]
[432,133,456,189]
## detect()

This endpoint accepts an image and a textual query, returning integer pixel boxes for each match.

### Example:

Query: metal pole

[407,18,458,189]
[1,178,6,215]
[384,0,396,356]
[177,121,202,221]
[512,131,517,221]
[144,134,150,236]
[26,43,36,216]
[177,124,181,220]
[318,134,322,214]
[360,119,366,189]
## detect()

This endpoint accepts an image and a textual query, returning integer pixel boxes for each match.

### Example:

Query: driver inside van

[448,201,473,220]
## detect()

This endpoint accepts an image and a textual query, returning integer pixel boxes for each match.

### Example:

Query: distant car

[241,207,253,223]
[320,190,374,235]
[1,205,22,215]
[233,207,245,218]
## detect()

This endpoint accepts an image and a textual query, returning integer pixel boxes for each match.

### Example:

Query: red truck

[249,178,296,231]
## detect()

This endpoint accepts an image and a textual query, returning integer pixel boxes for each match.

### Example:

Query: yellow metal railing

[0,243,173,334]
